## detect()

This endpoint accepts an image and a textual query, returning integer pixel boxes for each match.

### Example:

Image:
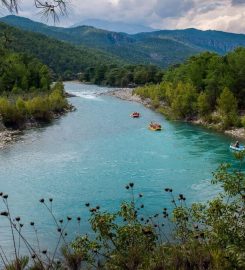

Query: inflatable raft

[149,123,162,131]
[131,112,140,118]
[230,144,245,151]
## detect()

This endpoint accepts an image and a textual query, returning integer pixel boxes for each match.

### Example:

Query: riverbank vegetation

[0,47,70,129]
[0,154,244,269]
[80,64,164,87]
[135,48,245,130]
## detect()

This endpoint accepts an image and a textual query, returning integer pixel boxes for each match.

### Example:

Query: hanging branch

[1,0,69,22]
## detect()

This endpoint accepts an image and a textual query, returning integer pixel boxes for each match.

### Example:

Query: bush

[217,87,240,129]
[0,83,69,127]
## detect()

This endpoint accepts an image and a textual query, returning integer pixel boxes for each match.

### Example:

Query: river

[0,81,242,254]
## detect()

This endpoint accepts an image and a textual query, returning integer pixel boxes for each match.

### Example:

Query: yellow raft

[148,123,162,131]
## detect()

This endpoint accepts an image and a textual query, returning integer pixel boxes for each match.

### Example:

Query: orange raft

[130,112,140,118]
[148,122,162,131]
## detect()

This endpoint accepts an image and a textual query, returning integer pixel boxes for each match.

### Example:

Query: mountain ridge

[71,18,156,34]
[1,15,245,68]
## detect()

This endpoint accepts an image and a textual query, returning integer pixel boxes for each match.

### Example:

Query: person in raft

[235,141,240,148]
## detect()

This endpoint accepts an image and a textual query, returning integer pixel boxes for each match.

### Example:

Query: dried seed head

[57,228,62,233]
[125,185,129,190]
[139,193,143,198]
[3,194,8,199]
[39,198,45,203]
[85,203,90,207]
[20,224,24,228]
[30,222,35,226]
[129,182,134,188]
[96,206,100,210]
[77,217,81,222]
[42,250,47,254]
[0,192,3,196]
[67,216,72,221]
[49,198,53,202]
[15,217,21,222]
[31,254,36,259]
[0,211,9,216]
[59,219,63,224]
[141,204,144,209]
[164,188,169,192]
[200,232,205,239]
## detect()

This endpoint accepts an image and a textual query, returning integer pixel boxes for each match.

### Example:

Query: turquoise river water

[0,82,243,254]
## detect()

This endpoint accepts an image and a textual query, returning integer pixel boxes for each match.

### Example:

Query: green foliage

[0,48,51,94]
[0,22,163,86]
[197,91,212,118]
[136,81,198,119]
[0,48,69,128]
[0,82,68,127]
[5,256,29,270]
[0,156,244,269]
[217,87,240,128]
[3,15,245,70]
[68,156,245,269]
[136,48,245,128]
[168,82,198,119]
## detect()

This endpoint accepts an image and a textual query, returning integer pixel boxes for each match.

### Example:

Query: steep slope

[2,15,245,68]
[0,22,124,79]
[136,28,245,54]
[0,15,201,67]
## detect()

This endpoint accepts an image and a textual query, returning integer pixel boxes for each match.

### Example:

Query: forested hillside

[135,48,245,130]
[0,22,124,80]
[1,15,245,68]
[0,22,163,86]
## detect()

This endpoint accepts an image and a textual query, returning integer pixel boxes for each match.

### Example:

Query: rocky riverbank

[105,88,151,106]
[106,88,245,140]
[0,130,23,149]
[0,103,76,149]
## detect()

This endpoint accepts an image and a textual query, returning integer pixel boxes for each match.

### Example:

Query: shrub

[217,87,240,129]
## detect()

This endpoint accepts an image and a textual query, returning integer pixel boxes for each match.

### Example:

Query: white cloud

[1,0,245,33]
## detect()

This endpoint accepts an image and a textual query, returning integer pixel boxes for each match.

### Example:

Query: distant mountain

[135,28,245,55]
[71,19,156,34]
[1,15,245,68]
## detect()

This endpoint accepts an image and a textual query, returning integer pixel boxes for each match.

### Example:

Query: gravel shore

[0,130,23,149]
[105,88,152,107]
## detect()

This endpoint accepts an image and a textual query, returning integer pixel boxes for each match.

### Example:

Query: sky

[1,0,245,33]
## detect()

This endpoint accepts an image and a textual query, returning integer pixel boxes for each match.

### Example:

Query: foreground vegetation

[0,47,70,129]
[0,153,244,270]
[135,48,245,130]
